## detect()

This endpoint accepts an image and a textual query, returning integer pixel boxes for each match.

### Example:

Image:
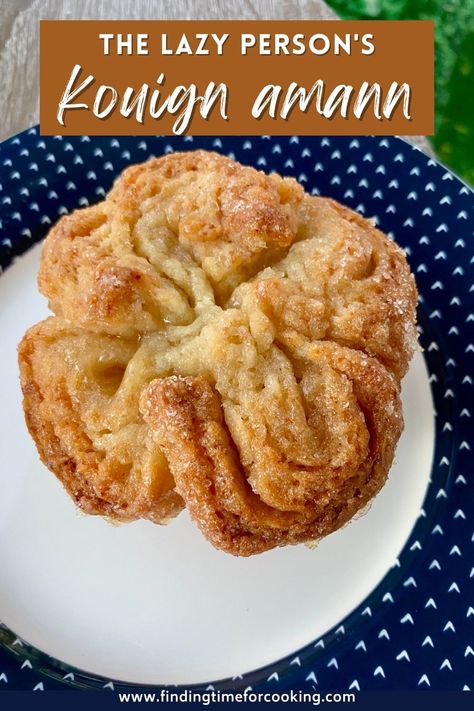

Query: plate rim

[0,128,472,690]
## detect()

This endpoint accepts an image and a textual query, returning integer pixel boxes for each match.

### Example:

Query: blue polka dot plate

[0,131,472,692]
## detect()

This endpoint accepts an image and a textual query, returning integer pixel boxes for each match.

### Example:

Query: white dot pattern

[0,131,473,691]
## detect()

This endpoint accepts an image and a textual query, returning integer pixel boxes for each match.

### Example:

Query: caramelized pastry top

[19,150,417,553]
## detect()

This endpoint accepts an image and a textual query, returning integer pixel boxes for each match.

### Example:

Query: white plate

[0,244,434,686]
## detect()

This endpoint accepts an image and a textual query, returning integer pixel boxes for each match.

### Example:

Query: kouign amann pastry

[18,150,417,555]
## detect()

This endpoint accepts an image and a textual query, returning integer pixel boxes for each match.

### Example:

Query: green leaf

[434,30,474,186]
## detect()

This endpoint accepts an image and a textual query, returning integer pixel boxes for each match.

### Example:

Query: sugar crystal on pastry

[19,149,417,555]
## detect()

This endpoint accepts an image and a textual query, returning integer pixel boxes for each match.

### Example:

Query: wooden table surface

[0,0,430,154]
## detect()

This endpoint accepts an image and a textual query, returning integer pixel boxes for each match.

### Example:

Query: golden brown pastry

[140,342,402,556]
[18,318,182,523]
[18,149,417,554]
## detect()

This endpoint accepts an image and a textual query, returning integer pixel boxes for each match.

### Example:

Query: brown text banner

[40,20,434,136]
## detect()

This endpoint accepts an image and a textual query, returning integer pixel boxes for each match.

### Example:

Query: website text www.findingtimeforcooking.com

[117,689,356,706]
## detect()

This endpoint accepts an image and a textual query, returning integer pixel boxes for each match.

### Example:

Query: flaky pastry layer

[19,150,417,554]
